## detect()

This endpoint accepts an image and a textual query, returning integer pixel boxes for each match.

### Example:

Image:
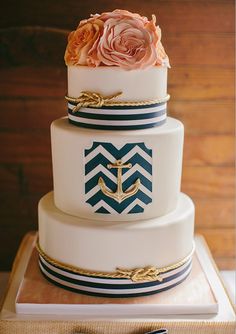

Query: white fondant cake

[39,192,194,272]
[37,9,195,297]
[51,116,184,220]
[68,66,167,101]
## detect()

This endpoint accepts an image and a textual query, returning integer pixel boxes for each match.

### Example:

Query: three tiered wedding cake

[37,9,195,297]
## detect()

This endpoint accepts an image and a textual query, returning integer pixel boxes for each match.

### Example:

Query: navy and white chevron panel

[84,142,152,214]
[68,102,167,130]
[38,253,192,298]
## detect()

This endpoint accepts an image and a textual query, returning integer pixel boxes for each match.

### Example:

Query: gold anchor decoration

[98,160,140,203]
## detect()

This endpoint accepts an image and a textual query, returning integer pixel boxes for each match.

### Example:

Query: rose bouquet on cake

[65,9,169,70]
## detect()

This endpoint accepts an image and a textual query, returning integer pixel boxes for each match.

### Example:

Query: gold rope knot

[65,91,122,112]
[116,266,163,282]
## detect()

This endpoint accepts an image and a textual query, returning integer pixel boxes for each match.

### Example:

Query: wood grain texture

[0,194,34,224]
[1,1,234,33]
[215,257,236,270]
[1,27,234,67]
[194,198,235,228]
[169,67,234,100]
[0,132,51,163]
[0,99,65,130]
[5,163,235,196]
[1,99,234,134]
[0,227,33,270]
[1,195,234,229]
[0,67,66,98]
[196,228,236,258]
[0,27,68,68]
[168,101,235,134]
[182,166,235,198]
[184,135,235,166]
[1,66,234,100]
[0,0,235,270]
[167,33,235,67]
[0,133,234,166]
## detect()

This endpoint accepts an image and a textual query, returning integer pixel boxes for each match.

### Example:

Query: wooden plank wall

[0,0,235,270]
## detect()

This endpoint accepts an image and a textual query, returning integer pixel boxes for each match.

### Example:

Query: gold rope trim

[36,241,195,282]
[65,91,170,113]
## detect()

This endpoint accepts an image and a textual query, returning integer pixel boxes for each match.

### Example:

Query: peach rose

[64,18,104,66]
[95,14,160,70]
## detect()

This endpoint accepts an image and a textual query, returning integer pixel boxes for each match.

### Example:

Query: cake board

[0,232,235,334]
[15,236,217,316]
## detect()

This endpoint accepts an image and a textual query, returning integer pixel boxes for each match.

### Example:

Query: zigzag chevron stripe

[85,162,152,185]
[92,199,146,215]
[92,200,119,215]
[121,146,152,165]
[85,153,152,176]
[85,142,152,157]
[84,142,153,214]
[84,145,115,164]
[87,189,152,212]
[85,171,152,195]
[85,183,152,202]
[121,198,148,214]
[85,173,117,194]
[85,165,117,184]
[122,165,152,183]
[127,183,152,198]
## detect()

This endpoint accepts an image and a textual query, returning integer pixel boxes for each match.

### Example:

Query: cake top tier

[64,9,169,70]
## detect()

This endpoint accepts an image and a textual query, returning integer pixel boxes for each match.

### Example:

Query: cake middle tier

[51,116,184,221]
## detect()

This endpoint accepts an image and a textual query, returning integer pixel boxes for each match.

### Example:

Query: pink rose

[95,11,168,70]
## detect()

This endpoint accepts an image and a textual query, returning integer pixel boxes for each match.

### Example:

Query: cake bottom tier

[38,192,194,297]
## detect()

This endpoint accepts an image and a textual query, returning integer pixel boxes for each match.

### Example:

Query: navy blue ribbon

[67,101,167,131]
[38,251,192,298]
